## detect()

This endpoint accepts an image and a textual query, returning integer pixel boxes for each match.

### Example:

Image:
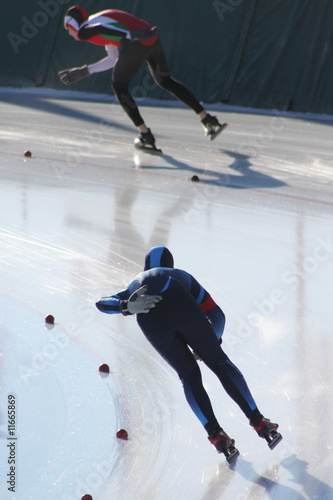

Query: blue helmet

[144,246,174,271]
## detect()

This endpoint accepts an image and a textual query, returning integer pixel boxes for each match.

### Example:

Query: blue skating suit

[96,246,258,433]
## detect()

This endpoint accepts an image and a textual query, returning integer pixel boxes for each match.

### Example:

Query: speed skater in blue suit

[96,246,282,461]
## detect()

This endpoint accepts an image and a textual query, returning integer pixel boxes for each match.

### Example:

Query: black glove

[58,65,90,86]
[130,27,157,41]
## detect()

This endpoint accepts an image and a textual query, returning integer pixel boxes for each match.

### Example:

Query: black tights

[112,37,204,127]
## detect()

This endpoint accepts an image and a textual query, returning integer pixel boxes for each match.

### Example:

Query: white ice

[0,88,333,500]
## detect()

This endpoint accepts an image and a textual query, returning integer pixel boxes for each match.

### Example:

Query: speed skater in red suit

[59,6,227,150]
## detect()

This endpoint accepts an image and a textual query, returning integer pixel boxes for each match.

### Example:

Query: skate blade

[267,432,283,450]
[134,139,162,154]
[208,123,228,141]
[224,447,240,464]
[216,439,240,464]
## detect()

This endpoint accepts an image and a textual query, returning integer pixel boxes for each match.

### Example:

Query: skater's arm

[96,284,161,315]
[78,23,130,41]
[79,23,156,42]
[96,289,130,314]
[95,278,135,314]
[88,45,118,74]
[58,46,118,85]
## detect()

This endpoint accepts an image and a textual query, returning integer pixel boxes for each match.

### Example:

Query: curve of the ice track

[0,294,123,500]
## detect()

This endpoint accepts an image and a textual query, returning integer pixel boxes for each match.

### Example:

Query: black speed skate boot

[201,113,227,141]
[208,425,240,464]
[134,128,162,154]
[250,416,282,450]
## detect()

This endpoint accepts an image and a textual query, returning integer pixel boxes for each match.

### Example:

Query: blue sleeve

[95,288,129,314]
[95,276,143,314]
[78,23,129,42]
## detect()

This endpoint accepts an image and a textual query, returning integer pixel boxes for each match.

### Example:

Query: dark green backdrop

[1,0,333,113]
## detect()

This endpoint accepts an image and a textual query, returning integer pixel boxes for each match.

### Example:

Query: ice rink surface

[0,88,333,500]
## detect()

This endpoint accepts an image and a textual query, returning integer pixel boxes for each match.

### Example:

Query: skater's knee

[111,79,128,97]
[154,73,173,90]
[180,365,201,384]
[111,80,138,111]
[202,349,229,370]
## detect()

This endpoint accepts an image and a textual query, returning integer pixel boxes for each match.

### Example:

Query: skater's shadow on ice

[138,150,286,190]
[0,92,133,133]
[202,462,236,499]
[233,456,307,499]
[281,454,333,500]
[223,150,286,189]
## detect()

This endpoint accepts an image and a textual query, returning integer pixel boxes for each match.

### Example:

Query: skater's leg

[158,286,260,420]
[189,325,283,448]
[137,280,259,422]
[137,281,242,457]
[147,39,226,138]
[142,326,240,459]
[112,78,145,127]
[138,310,219,430]
[112,40,149,128]
[154,74,204,114]
[136,281,221,431]
[204,352,259,419]
[147,38,204,115]
[186,322,259,419]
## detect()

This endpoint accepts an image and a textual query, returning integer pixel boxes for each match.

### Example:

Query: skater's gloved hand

[58,65,90,86]
[129,27,157,41]
[120,286,162,315]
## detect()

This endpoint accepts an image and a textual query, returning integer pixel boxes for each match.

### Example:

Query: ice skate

[134,128,162,154]
[201,113,227,141]
[208,426,240,464]
[250,416,282,450]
